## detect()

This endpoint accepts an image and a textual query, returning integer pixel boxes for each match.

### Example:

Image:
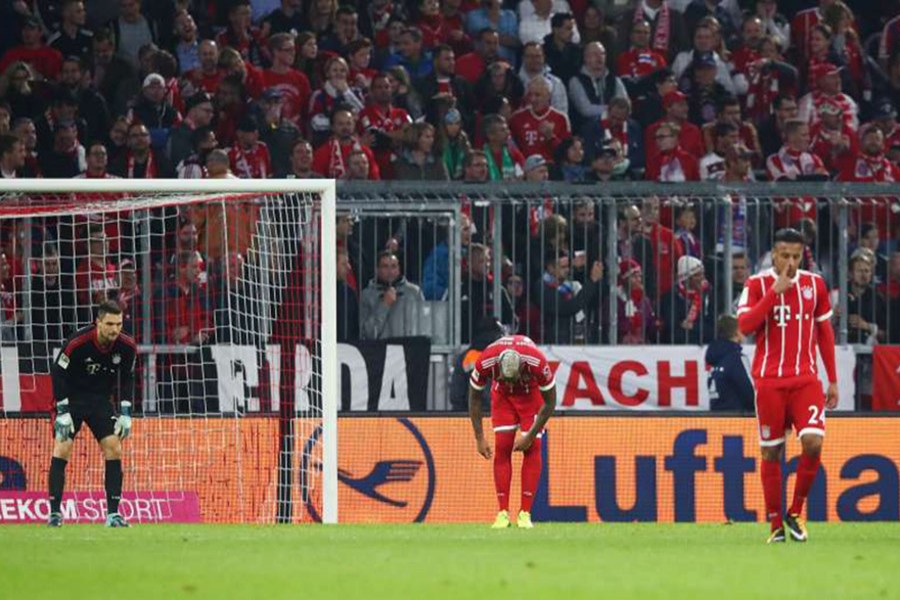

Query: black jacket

[705,339,754,412]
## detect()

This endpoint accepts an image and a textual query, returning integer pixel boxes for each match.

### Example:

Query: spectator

[1,62,42,122]
[262,33,312,129]
[115,258,142,336]
[739,39,799,127]
[0,15,62,80]
[461,243,513,342]
[523,153,550,181]
[543,13,581,84]
[567,42,626,130]
[284,138,323,178]
[419,44,475,129]
[457,28,501,85]
[30,244,75,350]
[10,118,39,177]
[383,26,433,81]
[212,73,247,148]
[0,134,25,179]
[481,113,525,180]
[518,41,568,115]
[701,95,761,165]
[682,52,730,126]
[342,148,374,180]
[34,89,85,158]
[422,211,472,301]
[672,23,735,95]
[462,148,489,182]
[395,121,448,180]
[758,94,798,158]
[40,121,84,178]
[89,28,139,116]
[48,0,93,61]
[167,91,215,168]
[766,119,827,182]
[58,56,111,146]
[336,247,359,342]
[810,101,858,174]
[215,0,266,66]
[586,142,627,181]
[645,90,704,161]
[176,126,218,179]
[615,19,668,85]
[312,108,379,179]
[218,46,265,100]
[346,37,377,92]
[580,5,618,53]
[838,126,900,240]
[75,230,118,311]
[791,0,839,65]
[699,122,738,181]
[184,40,223,96]
[674,205,701,258]
[360,250,425,340]
[319,5,361,54]
[257,89,302,177]
[822,2,865,98]
[205,147,237,179]
[172,11,200,74]
[581,96,643,171]
[228,114,272,179]
[466,0,518,66]
[110,0,157,70]
[660,255,715,344]
[0,102,8,135]
[386,66,425,122]
[77,140,116,180]
[616,258,658,344]
[754,0,789,51]
[438,108,471,180]
[0,251,20,342]
[130,73,180,149]
[519,0,580,47]
[550,136,588,182]
[683,0,738,46]
[877,251,900,300]
[641,195,682,300]
[109,122,172,178]
[619,0,689,63]
[854,223,888,282]
[645,121,700,182]
[264,0,305,36]
[302,0,337,37]
[309,56,366,145]
[537,249,603,344]
[725,251,750,312]
[357,72,411,179]
[846,254,887,345]
[509,77,570,162]
[798,62,858,131]
[705,314,754,411]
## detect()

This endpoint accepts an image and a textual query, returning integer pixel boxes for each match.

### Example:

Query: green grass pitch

[2,523,899,599]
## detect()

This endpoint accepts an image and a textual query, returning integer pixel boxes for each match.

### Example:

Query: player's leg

[48,406,84,526]
[490,393,517,528]
[515,393,546,529]
[755,380,788,542]
[87,402,129,527]
[785,380,826,541]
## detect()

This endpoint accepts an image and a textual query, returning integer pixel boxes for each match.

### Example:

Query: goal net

[0,179,337,524]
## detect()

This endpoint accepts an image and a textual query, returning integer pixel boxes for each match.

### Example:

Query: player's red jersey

[508,106,571,162]
[229,142,272,179]
[261,68,311,125]
[470,335,555,396]
[737,269,832,380]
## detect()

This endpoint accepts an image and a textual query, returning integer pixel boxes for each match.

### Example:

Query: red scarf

[635,0,670,54]
[679,279,709,326]
[127,151,157,179]
[628,286,644,336]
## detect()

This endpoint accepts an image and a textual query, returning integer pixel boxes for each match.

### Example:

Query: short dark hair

[97,300,123,319]
[773,227,806,246]
[717,314,739,339]
[0,134,21,156]
[772,94,797,110]
[377,250,398,265]
[551,12,574,29]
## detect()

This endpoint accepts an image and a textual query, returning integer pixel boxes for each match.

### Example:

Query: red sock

[760,459,783,530]
[493,432,515,512]
[789,453,821,516]
[520,436,542,513]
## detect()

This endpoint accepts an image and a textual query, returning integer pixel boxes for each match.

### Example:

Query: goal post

[0,178,338,524]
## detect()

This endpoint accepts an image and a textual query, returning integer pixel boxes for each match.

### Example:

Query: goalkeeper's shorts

[52,400,116,442]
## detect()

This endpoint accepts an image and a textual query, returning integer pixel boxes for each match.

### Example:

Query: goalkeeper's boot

[47,513,63,528]
[491,510,511,529]
[766,527,786,544]
[105,513,130,528]
[517,511,534,529]
[784,513,808,542]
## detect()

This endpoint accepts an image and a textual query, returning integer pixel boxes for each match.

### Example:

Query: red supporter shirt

[312,138,381,180]
[261,68,311,125]
[809,123,859,173]
[229,142,272,179]
[737,269,832,380]
[185,69,225,95]
[645,119,705,163]
[75,259,118,305]
[837,154,900,238]
[0,45,63,80]
[615,48,667,80]
[357,104,412,177]
[508,106,571,162]
[455,52,486,84]
[470,335,555,397]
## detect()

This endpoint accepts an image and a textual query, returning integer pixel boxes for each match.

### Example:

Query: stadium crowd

[2,0,900,355]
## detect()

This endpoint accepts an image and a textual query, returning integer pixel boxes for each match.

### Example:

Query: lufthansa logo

[301,418,436,523]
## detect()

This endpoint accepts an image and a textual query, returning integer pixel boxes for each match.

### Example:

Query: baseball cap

[237,114,259,132]
[693,51,717,69]
[185,91,212,113]
[443,108,462,125]
[618,258,642,285]
[524,154,547,172]
[810,62,842,82]
[262,88,284,102]
[663,90,688,108]
[142,73,166,88]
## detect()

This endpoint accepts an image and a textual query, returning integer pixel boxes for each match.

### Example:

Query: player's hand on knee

[476,437,493,459]
[54,400,75,442]
[513,432,533,452]
[114,401,133,440]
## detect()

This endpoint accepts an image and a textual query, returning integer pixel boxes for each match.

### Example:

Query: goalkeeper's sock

[520,436,542,513]
[789,452,821,516]
[760,458,783,531]
[105,459,123,515]
[48,457,67,514]
[493,431,515,512]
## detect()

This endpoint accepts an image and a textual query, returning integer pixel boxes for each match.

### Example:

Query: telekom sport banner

[542,345,856,411]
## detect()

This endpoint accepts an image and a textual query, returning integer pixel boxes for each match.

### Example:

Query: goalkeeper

[47,300,137,527]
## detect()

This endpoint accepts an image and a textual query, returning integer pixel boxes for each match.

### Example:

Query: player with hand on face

[48,301,138,527]
[737,228,837,543]
[468,335,556,529]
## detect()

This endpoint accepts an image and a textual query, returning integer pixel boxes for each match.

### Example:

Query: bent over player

[468,335,556,529]
[48,301,137,527]
[737,228,838,543]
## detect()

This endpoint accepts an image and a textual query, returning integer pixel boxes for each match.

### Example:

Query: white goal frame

[0,178,339,524]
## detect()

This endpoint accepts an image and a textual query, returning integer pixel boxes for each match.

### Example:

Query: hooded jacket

[705,338,754,411]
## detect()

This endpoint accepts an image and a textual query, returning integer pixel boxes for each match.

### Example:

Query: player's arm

[737,273,789,335]
[468,365,492,460]
[114,347,137,439]
[50,345,76,441]
[814,276,839,409]
[516,357,557,452]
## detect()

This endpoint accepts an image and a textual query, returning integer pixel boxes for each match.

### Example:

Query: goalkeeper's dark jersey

[51,325,137,407]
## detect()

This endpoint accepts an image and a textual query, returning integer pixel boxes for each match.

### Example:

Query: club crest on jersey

[112,354,122,365]
[761,425,771,439]
[802,286,813,300]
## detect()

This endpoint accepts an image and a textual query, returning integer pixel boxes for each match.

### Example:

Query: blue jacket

[705,339,754,412]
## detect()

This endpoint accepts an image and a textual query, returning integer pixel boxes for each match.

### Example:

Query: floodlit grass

[1,523,898,599]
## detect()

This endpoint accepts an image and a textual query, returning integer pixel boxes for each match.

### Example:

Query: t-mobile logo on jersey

[773,305,792,328]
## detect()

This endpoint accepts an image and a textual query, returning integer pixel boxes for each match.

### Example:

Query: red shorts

[491,389,544,436]
[755,376,826,446]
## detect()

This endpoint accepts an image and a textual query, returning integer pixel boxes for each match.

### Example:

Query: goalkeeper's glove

[54,399,74,442]
[114,401,132,440]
